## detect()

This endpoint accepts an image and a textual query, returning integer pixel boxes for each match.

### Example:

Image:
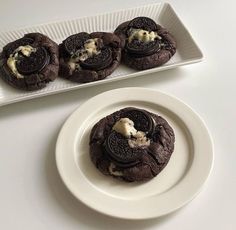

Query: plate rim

[55,87,214,219]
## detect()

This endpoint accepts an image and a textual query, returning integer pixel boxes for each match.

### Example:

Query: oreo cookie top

[114,17,177,70]
[89,107,175,182]
[59,32,122,83]
[0,33,59,90]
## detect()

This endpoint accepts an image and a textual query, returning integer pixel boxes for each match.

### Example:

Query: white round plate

[56,88,213,220]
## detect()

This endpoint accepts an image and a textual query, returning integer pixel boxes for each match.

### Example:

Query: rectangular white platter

[0,2,203,106]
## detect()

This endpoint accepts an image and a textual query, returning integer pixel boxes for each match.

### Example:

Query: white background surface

[0,0,235,229]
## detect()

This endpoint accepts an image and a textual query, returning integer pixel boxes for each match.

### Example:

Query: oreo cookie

[59,32,122,83]
[126,39,161,57]
[80,47,113,71]
[127,17,158,32]
[104,131,141,167]
[121,108,155,135]
[114,16,176,70]
[63,32,90,55]
[16,47,50,75]
[89,107,175,182]
[0,33,59,91]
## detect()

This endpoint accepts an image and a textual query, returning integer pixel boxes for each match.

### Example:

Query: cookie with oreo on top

[59,32,122,83]
[0,33,59,90]
[89,107,175,182]
[114,17,176,70]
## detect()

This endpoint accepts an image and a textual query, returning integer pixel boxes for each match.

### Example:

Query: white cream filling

[109,163,123,176]
[68,38,100,72]
[128,29,161,43]
[7,45,36,79]
[84,38,100,57]
[113,118,136,138]
[67,60,81,73]
[112,117,150,148]
[7,54,22,78]
[128,132,150,148]
[16,45,36,57]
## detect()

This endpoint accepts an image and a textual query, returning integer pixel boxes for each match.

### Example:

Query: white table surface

[0,0,235,229]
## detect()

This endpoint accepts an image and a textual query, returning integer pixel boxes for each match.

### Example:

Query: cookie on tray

[114,17,176,70]
[59,32,122,83]
[89,107,175,182]
[0,33,59,90]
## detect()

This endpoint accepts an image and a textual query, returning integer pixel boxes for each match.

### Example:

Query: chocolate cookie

[89,107,175,182]
[0,33,59,90]
[114,17,176,70]
[59,32,122,83]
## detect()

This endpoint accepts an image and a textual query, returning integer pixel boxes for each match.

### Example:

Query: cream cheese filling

[7,45,36,79]
[108,163,123,176]
[112,117,150,148]
[67,38,100,72]
[128,29,162,43]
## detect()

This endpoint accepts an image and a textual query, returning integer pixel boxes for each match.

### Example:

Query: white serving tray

[0,2,203,106]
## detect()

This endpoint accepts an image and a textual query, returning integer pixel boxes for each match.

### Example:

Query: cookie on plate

[59,32,122,83]
[0,33,59,90]
[114,17,176,70]
[89,107,175,182]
